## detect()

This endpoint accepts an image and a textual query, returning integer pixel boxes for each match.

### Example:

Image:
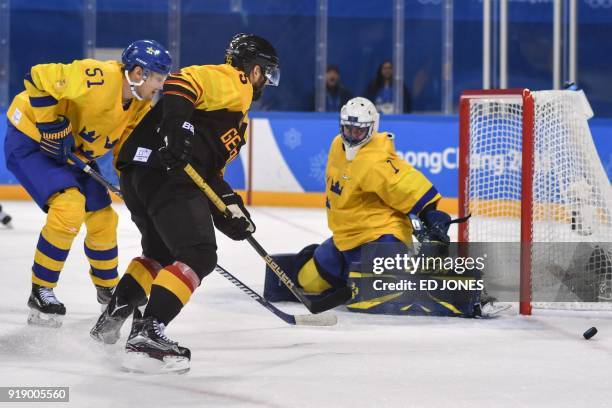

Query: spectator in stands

[365,61,411,114]
[309,65,353,111]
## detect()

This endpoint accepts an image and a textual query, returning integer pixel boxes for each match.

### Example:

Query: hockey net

[459,89,612,314]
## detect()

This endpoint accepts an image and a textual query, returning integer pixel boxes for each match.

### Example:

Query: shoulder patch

[386,132,395,140]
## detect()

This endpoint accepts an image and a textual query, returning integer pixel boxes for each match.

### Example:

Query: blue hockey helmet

[122,39,172,77]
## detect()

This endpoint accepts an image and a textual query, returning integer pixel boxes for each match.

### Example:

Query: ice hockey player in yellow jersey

[264,97,453,309]
[3,40,172,327]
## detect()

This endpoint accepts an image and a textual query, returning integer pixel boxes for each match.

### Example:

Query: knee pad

[297,259,333,294]
[174,243,217,281]
[43,188,86,247]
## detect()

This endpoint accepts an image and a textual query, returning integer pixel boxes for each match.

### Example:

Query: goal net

[458,89,612,314]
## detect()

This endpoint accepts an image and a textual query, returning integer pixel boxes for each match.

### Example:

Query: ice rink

[1,201,612,408]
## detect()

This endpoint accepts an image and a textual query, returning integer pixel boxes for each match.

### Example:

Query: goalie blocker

[263,242,484,318]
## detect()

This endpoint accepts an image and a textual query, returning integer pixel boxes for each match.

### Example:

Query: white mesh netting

[464,90,612,310]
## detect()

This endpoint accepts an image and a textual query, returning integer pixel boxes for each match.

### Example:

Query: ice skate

[122,316,190,374]
[95,285,116,308]
[27,284,66,328]
[90,296,133,344]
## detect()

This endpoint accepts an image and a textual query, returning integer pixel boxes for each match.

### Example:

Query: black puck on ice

[583,327,598,340]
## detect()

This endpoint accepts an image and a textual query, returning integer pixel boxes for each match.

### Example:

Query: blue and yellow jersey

[325,132,441,251]
[6,59,151,160]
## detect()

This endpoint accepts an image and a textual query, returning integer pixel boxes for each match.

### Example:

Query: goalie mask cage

[459,89,612,315]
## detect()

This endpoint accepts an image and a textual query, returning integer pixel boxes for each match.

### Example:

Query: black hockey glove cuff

[158,121,194,170]
[209,177,255,241]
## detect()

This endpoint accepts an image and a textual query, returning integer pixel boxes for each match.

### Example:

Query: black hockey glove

[158,121,194,170]
[209,177,255,241]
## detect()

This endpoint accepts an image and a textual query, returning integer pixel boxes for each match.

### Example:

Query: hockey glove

[409,209,451,262]
[420,209,451,245]
[158,121,194,170]
[209,178,255,241]
[37,116,75,164]
[409,209,451,245]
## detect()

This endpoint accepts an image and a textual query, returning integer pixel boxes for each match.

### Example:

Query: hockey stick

[183,163,353,314]
[68,153,123,199]
[215,264,337,326]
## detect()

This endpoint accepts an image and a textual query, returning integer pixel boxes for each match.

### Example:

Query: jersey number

[386,159,400,174]
[85,67,104,88]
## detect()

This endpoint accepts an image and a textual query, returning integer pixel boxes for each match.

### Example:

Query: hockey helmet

[225,33,280,87]
[340,97,380,148]
[122,39,172,77]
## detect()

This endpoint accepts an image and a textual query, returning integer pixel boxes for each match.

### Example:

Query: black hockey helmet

[225,33,280,87]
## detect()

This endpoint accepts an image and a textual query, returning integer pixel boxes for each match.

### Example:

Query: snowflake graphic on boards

[309,150,328,185]
[283,128,302,150]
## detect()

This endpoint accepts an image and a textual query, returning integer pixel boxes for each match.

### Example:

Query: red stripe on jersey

[164,91,196,104]
[164,79,196,93]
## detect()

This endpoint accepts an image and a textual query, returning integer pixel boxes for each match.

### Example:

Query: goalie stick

[183,163,353,314]
[215,264,337,326]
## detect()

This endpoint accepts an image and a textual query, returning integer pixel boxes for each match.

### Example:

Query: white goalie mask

[340,97,380,160]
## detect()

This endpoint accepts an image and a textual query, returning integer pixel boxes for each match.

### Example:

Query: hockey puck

[583,327,598,340]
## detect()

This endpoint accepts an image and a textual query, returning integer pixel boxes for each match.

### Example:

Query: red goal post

[458,88,612,315]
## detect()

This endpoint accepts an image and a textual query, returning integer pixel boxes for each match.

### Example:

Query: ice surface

[1,201,612,408]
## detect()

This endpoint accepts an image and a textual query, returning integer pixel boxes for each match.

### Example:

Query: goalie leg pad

[262,242,347,302]
[347,263,483,317]
[263,244,319,302]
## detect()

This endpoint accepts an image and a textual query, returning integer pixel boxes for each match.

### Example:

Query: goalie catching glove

[208,176,255,241]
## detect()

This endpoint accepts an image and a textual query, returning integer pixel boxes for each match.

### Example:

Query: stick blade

[294,313,337,326]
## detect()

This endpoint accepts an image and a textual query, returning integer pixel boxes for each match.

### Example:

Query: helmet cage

[340,117,375,147]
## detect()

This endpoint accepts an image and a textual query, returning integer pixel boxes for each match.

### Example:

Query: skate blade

[27,308,64,328]
[90,328,121,345]
[122,352,190,374]
[481,303,511,317]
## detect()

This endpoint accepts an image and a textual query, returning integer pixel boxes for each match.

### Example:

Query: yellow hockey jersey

[163,63,252,164]
[116,63,252,172]
[6,59,151,160]
[325,132,441,251]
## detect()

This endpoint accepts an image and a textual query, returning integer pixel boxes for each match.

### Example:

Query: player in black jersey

[90,33,280,374]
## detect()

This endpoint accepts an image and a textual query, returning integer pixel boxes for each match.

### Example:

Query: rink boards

[1,111,611,214]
